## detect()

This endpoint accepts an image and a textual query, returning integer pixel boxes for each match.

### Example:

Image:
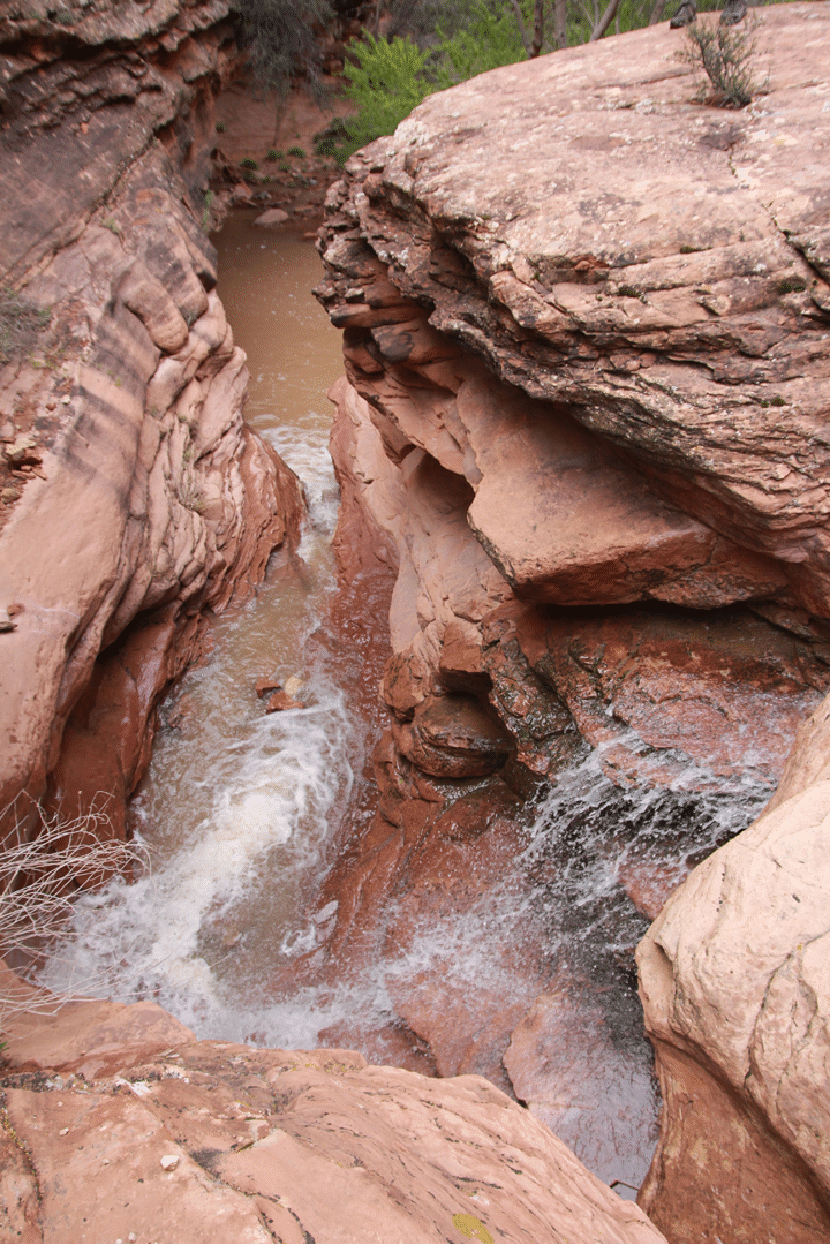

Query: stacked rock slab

[318,3,830,813]
[316,2,830,1236]
[0,989,667,1244]
[0,0,303,837]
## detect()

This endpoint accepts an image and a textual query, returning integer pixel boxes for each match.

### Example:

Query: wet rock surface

[1,995,667,1244]
[637,690,830,1244]
[316,2,830,1229]
[0,0,304,835]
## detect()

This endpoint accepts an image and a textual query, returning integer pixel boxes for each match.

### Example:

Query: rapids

[38,214,772,1194]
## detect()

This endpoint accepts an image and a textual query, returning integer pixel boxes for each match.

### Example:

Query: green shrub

[684,16,759,107]
[266,148,283,160]
[433,0,527,86]
[338,33,435,159]
[332,3,532,162]
[287,145,307,158]
[241,157,259,169]
[216,121,226,133]
[313,118,350,156]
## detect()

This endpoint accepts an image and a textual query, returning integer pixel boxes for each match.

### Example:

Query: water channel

[40,213,773,1193]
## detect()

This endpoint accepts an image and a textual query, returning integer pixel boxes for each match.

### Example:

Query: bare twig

[0,798,149,1026]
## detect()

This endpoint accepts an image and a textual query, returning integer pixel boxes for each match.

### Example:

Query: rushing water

[41,217,351,1034]
[38,213,773,1193]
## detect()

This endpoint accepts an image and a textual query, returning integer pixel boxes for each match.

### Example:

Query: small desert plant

[216,120,226,133]
[266,148,283,160]
[241,157,259,170]
[684,15,759,107]
[286,145,306,159]
[177,477,207,513]
[0,799,148,1026]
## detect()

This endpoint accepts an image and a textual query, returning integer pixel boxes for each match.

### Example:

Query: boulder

[0,994,668,1244]
[317,6,830,1228]
[636,690,830,1243]
[254,208,290,227]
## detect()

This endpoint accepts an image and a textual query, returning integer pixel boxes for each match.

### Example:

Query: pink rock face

[0,1,304,839]
[1,995,668,1244]
[317,5,830,1233]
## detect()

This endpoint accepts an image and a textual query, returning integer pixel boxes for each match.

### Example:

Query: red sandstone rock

[255,675,282,698]
[0,5,305,839]
[513,602,828,790]
[0,994,668,1244]
[254,208,289,226]
[392,695,514,778]
[318,12,830,1235]
[636,689,830,1244]
[264,690,305,713]
[504,985,659,1188]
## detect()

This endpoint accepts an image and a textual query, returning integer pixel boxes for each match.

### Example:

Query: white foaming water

[39,219,353,1037]
[35,217,777,1194]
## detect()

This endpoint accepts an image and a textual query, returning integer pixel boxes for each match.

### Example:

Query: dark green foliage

[241,157,259,168]
[313,117,350,156]
[287,145,307,158]
[267,147,283,159]
[433,1,527,84]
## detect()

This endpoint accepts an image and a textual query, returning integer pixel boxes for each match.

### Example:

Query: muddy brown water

[40,212,772,1195]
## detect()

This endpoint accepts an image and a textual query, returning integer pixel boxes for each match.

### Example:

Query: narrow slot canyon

[2,4,830,1244]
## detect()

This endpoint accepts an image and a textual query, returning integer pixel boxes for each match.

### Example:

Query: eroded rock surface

[637,689,830,1244]
[0,0,303,836]
[315,1,830,1223]
[0,994,667,1244]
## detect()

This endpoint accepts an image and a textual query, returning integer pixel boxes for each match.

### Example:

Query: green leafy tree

[434,0,527,84]
[338,32,435,156]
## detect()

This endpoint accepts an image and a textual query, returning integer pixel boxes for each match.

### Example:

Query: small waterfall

[36,214,774,1196]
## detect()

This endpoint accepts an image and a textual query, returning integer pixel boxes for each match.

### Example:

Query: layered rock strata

[316,0,830,1228]
[0,990,667,1244]
[0,0,303,838]
[319,1,830,819]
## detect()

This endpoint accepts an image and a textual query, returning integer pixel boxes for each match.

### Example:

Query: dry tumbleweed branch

[0,798,149,1026]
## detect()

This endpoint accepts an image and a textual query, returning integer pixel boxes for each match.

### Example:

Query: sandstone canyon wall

[316,3,830,1238]
[0,0,303,840]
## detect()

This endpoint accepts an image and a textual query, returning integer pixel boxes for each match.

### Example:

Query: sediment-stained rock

[317,1,830,1223]
[0,1,304,836]
[636,690,830,1244]
[1,993,667,1244]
